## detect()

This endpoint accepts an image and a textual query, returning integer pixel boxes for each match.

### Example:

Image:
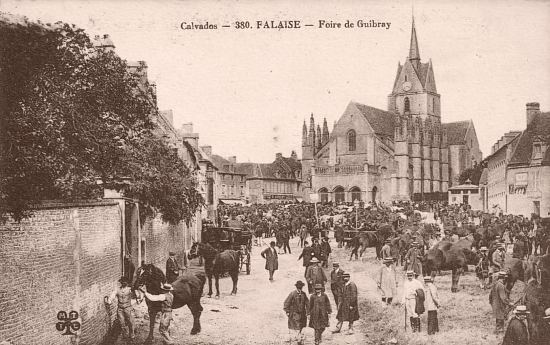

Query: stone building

[211,154,248,204]
[301,18,482,203]
[237,152,303,203]
[505,103,550,217]
[483,130,522,214]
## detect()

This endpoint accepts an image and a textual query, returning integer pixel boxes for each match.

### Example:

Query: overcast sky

[2,0,550,163]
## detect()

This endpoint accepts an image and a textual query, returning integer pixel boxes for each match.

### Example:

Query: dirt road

[121,236,377,345]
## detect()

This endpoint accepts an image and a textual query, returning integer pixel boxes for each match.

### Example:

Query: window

[334,186,345,203]
[405,75,408,82]
[240,186,244,195]
[222,184,226,195]
[350,187,361,201]
[404,97,410,113]
[319,188,329,203]
[533,144,542,158]
[347,130,356,152]
[432,98,435,112]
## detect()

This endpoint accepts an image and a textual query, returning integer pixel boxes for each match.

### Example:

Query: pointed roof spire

[409,15,420,65]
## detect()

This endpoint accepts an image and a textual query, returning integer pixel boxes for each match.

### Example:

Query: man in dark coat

[489,271,513,334]
[261,241,279,281]
[305,258,327,294]
[309,284,332,345]
[284,280,309,345]
[330,262,345,307]
[320,237,332,268]
[298,241,314,276]
[502,305,531,345]
[334,273,359,334]
[335,225,344,248]
[311,238,322,259]
[165,251,180,283]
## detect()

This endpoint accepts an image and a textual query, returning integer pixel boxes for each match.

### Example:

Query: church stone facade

[301,18,482,203]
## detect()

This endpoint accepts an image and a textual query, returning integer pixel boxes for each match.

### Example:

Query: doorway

[462,195,469,204]
[372,186,378,203]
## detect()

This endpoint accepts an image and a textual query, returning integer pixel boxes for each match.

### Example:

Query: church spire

[302,120,308,146]
[322,118,329,144]
[408,16,420,69]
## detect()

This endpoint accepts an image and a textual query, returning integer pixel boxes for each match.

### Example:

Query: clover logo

[56,310,80,335]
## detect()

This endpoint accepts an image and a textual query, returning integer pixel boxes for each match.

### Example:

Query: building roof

[508,112,550,166]
[211,154,245,174]
[442,120,470,145]
[352,102,396,138]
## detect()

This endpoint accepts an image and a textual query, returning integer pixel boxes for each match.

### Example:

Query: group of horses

[130,241,242,341]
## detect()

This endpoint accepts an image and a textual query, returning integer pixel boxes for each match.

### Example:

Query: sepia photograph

[0,0,549,344]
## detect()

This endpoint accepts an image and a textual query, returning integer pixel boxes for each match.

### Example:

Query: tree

[458,161,485,185]
[0,18,203,224]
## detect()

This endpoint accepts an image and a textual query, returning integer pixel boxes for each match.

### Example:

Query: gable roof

[442,120,471,145]
[352,102,396,138]
[508,112,550,166]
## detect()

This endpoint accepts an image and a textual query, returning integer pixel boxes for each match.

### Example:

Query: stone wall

[0,201,122,345]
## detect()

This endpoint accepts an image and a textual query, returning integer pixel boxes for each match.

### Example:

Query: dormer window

[533,144,542,158]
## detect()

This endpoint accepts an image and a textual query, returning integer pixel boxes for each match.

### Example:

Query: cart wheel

[246,254,251,275]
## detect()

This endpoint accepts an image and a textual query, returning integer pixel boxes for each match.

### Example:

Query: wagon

[201,225,252,274]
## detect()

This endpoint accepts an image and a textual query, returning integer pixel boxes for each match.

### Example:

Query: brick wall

[0,201,122,345]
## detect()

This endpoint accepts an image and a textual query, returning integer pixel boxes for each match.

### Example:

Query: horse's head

[133,264,165,295]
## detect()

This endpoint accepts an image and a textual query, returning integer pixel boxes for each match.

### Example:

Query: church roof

[442,121,471,145]
[352,102,396,138]
[508,112,550,166]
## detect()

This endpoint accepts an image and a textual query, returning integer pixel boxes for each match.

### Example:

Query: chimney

[276,153,283,160]
[526,102,540,127]
[228,156,236,164]
[201,145,212,156]
[181,123,194,133]
[291,150,297,159]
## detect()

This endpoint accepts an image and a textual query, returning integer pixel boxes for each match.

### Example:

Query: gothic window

[432,98,436,113]
[404,97,410,113]
[318,188,329,203]
[405,75,408,82]
[347,130,356,152]
[350,187,362,201]
[334,186,345,203]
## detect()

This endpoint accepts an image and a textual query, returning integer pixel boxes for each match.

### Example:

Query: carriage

[201,225,252,274]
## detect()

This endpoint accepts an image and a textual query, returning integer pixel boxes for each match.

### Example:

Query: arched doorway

[334,186,345,204]
[318,188,329,203]
[350,187,361,202]
[371,186,378,202]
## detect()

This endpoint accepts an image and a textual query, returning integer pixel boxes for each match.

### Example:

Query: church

[301,18,482,203]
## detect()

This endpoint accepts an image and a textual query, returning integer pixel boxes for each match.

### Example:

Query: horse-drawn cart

[201,225,252,274]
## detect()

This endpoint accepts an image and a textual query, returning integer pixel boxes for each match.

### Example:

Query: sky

[2,0,550,163]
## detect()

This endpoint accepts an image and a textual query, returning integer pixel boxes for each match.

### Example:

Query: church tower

[388,17,440,124]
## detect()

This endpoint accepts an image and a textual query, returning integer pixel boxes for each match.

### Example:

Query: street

[124,235,372,345]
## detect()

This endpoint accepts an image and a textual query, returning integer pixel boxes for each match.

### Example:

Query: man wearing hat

[261,241,279,281]
[330,262,345,307]
[404,241,423,277]
[502,305,532,345]
[142,283,175,345]
[334,273,359,334]
[491,243,506,281]
[309,283,332,345]
[166,251,180,284]
[298,241,314,276]
[306,257,327,294]
[401,270,424,332]
[284,281,309,345]
[377,257,397,305]
[423,276,441,335]
[489,271,513,334]
[105,277,136,340]
[476,246,490,289]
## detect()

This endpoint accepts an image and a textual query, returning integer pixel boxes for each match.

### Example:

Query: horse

[422,240,479,292]
[349,231,382,260]
[187,242,241,297]
[133,264,206,341]
[524,254,550,344]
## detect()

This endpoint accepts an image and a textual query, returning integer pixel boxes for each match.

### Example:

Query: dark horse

[524,254,550,344]
[187,242,240,297]
[348,231,383,260]
[133,264,206,342]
